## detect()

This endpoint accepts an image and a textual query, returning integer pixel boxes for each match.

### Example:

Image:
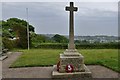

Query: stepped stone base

[52,65,92,79]
[52,49,92,79]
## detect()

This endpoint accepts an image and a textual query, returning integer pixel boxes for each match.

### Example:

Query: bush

[2,37,15,49]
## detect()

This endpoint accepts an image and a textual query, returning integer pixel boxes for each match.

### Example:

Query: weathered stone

[52,65,92,79]
[59,50,85,73]
[66,2,77,50]
[64,49,81,56]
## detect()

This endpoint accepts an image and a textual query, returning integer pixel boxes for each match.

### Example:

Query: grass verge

[10,49,119,72]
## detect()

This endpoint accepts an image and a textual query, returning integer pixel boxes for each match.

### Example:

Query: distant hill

[38,34,119,43]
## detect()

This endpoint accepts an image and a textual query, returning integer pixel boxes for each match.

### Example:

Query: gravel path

[2,52,119,79]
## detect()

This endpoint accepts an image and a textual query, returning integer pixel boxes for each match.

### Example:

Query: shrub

[2,37,15,49]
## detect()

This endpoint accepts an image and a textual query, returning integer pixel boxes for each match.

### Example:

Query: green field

[10,49,119,72]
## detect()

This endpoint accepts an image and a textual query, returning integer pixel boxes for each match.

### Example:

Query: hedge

[34,43,68,49]
[33,43,119,49]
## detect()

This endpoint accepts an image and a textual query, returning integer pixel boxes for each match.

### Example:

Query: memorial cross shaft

[66,2,78,50]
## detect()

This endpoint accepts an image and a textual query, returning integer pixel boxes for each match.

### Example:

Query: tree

[7,18,34,32]
[1,18,35,49]
[12,24,28,48]
[75,40,81,44]
[31,33,46,43]
[52,34,68,43]
[81,40,90,44]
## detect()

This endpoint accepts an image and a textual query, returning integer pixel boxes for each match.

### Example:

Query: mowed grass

[10,49,119,72]
[80,49,119,72]
[10,49,64,67]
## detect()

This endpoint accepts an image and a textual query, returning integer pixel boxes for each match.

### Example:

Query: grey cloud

[2,2,118,36]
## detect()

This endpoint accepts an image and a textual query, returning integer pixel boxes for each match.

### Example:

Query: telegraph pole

[26,8,29,50]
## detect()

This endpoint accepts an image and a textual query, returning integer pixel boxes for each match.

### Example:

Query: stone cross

[65,2,78,50]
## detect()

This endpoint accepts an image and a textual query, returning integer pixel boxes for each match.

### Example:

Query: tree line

[1,17,119,50]
[1,18,69,49]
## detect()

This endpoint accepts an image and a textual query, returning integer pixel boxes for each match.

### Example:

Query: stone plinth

[59,49,85,72]
[52,49,92,78]
[52,65,92,79]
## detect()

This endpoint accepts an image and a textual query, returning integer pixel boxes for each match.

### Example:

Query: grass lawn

[10,49,119,72]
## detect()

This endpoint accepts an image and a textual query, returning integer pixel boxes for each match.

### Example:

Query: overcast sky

[1,1,118,36]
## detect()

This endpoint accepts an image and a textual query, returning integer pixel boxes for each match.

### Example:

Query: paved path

[0,61,2,80]
[2,52,119,78]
